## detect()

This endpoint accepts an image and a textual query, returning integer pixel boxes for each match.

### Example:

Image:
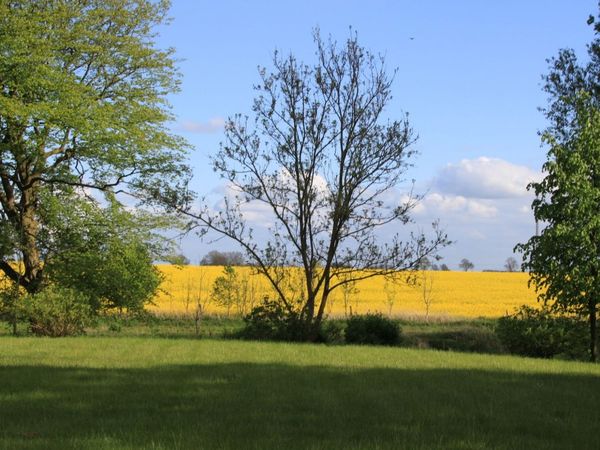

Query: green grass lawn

[1,337,599,450]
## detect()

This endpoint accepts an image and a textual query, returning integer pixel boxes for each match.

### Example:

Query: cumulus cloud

[435,157,541,199]
[420,192,498,219]
[179,117,225,133]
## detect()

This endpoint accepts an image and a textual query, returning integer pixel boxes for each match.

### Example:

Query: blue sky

[157,0,596,269]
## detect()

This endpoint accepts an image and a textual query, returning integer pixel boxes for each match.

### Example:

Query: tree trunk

[20,201,43,294]
[590,299,597,363]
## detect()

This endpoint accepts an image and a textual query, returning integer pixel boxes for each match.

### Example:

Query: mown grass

[1,337,599,449]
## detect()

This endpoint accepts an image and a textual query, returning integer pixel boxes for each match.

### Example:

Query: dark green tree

[44,194,168,313]
[517,96,600,362]
[458,258,474,272]
[0,0,190,293]
[517,10,600,362]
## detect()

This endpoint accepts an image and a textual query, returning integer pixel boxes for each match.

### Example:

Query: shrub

[424,328,504,354]
[49,240,162,313]
[238,299,342,343]
[495,305,588,359]
[21,286,94,337]
[345,313,402,346]
[320,320,345,344]
[238,299,304,341]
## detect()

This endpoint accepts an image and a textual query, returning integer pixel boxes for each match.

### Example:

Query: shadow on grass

[1,363,599,449]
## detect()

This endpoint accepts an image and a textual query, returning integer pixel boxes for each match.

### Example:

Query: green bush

[424,328,504,354]
[320,320,345,344]
[238,299,342,343]
[21,286,94,337]
[345,313,402,346]
[495,305,588,359]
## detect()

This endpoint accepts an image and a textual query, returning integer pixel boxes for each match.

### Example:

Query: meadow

[152,265,539,319]
[1,337,599,449]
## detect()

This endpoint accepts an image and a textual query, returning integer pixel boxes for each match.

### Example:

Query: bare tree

[339,273,359,318]
[504,256,518,272]
[383,276,399,317]
[419,269,435,322]
[186,31,448,339]
[459,258,474,272]
[193,267,210,337]
[237,270,258,316]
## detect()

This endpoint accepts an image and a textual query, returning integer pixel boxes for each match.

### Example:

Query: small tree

[237,270,258,316]
[211,265,240,317]
[419,269,435,322]
[440,263,450,271]
[504,257,518,272]
[183,31,448,340]
[340,276,359,317]
[459,259,474,272]
[193,267,210,336]
[383,274,402,317]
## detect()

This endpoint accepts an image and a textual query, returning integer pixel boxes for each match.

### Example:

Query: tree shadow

[1,362,599,449]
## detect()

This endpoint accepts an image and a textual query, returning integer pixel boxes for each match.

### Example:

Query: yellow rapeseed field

[152,265,540,319]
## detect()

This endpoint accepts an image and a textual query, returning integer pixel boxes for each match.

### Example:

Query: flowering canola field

[151,265,539,319]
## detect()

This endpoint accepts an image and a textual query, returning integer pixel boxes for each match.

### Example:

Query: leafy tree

[517,11,600,362]
[416,256,432,270]
[517,96,600,361]
[45,195,167,313]
[440,263,450,271]
[185,31,448,340]
[164,254,190,265]
[504,257,518,272]
[200,250,245,266]
[0,0,189,293]
[459,259,474,272]
[211,265,240,317]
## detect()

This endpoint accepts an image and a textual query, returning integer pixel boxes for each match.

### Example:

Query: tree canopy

[200,250,246,266]
[517,10,600,361]
[0,0,190,293]
[45,194,168,312]
[504,257,518,272]
[517,95,600,361]
[459,259,474,272]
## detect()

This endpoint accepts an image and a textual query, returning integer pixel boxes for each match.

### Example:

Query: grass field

[152,265,539,318]
[1,337,599,449]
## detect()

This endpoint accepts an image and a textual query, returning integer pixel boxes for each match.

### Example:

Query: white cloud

[179,117,225,133]
[435,157,540,199]
[210,182,277,228]
[419,192,498,219]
